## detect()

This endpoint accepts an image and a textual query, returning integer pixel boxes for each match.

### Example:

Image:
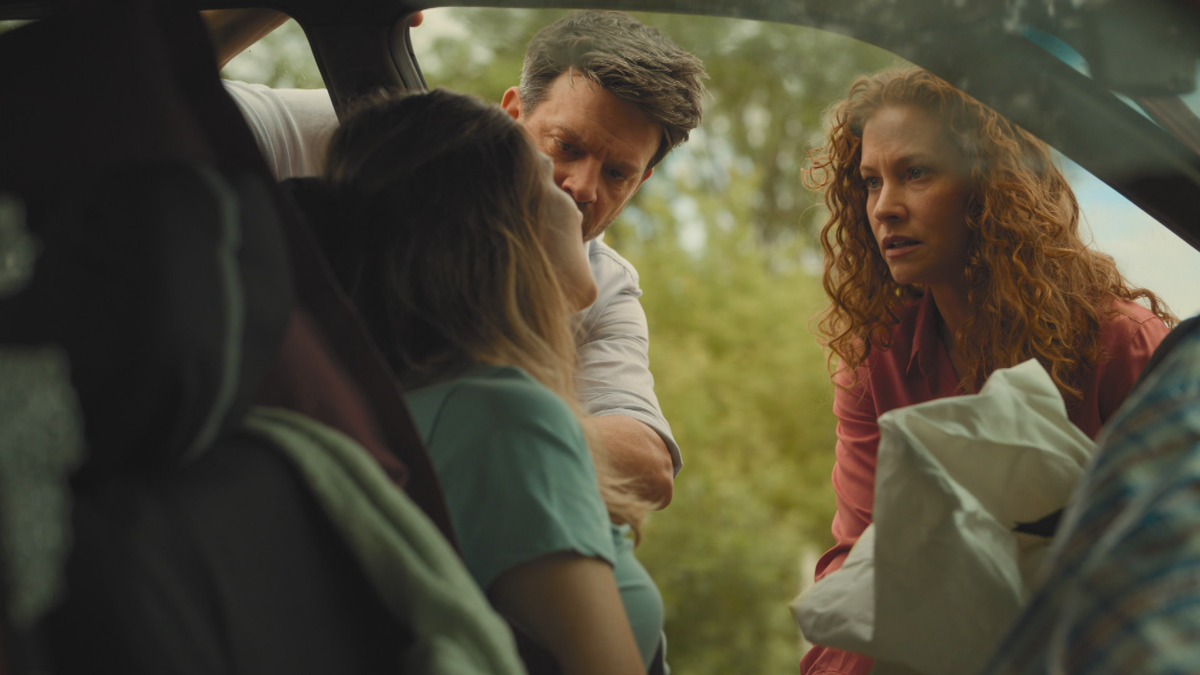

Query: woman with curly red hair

[800,66,1176,675]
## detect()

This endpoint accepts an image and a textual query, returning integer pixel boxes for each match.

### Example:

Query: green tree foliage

[221,18,323,88]
[621,203,841,674]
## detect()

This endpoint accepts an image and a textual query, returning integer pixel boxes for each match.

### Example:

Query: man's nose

[558,160,599,205]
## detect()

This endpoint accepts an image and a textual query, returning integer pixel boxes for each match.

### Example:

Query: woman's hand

[490,552,646,675]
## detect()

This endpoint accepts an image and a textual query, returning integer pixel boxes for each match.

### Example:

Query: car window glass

[412,10,887,673]
[0,19,30,34]
[408,8,1199,672]
[221,17,321,88]
[412,7,1200,316]
[1022,23,1200,154]
[1018,24,1200,315]
[1068,155,1200,317]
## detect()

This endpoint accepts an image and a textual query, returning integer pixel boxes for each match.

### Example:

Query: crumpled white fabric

[791,359,1096,675]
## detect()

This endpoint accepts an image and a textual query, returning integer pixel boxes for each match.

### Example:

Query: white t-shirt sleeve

[576,239,682,472]
[222,80,338,180]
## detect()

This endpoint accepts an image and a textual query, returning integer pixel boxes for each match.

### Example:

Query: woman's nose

[872,183,904,222]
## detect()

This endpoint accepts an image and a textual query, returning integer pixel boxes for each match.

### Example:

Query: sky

[1073,164,1200,318]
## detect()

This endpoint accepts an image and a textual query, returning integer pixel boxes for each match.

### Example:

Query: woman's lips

[882,237,920,259]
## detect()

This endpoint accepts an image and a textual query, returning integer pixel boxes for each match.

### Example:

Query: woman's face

[536,153,598,311]
[859,104,974,292]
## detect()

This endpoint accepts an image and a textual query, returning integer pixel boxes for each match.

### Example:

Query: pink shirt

[800,293,1170,675]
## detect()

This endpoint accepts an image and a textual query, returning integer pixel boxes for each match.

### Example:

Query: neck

[929,283,973,386]
[928,284,970,342]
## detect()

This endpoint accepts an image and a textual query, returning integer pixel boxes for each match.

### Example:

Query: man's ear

[500,87,523,121]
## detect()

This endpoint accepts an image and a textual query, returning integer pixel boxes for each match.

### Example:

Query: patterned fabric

[979,317,1200,675]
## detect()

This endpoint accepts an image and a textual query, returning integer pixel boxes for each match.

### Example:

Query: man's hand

[587,415,674,509]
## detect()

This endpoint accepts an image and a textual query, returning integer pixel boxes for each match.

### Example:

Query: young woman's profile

[302,88,660,675]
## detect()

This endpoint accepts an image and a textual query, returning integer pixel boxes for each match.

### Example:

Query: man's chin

[582,216,615,242]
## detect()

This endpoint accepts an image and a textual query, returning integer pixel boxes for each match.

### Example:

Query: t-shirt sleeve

[221,80,338,180]
[576,241,682,471]
[425,376,616,592]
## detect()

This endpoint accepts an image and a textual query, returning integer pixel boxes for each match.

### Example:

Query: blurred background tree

[223,10,899,673]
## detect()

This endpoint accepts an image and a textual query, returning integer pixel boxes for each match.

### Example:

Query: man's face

[502,72,661,241]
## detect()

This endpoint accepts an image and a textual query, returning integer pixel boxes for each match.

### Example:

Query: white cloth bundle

[791,360,1096,675]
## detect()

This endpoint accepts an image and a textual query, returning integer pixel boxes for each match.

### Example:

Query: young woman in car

[801,66,1176,675]
[306,88,661,675]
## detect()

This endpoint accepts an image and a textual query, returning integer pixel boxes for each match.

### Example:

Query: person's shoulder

[1093,297,1171,373]
[1101,297,1170,341]
[448,365,571,409]
[1107,297,1163,325]
[435,366,582,439]
[588,238,639,287]
[220,79,280,106]
[221,80,334,121]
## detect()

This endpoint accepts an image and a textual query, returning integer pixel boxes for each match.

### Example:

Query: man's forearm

[201,9,289,69]
[587,415,674,509]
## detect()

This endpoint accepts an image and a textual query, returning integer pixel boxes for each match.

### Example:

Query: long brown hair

[808,67,1176,402]
[318,88,650,533]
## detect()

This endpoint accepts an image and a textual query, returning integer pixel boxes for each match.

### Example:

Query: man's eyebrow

[546,123,643,176]
[546,123,585,146]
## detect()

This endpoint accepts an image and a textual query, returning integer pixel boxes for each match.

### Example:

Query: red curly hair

[807,67,1176,403]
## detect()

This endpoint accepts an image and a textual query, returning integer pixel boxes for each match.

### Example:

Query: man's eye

[908,167,929,180]
[607,168,628,181]
[556,140,575,153]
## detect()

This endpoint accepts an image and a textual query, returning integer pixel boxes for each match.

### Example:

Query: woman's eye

[557,140,575,154]
[862,176,881,189]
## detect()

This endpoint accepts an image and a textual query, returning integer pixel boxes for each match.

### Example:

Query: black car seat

[0,0,461,672]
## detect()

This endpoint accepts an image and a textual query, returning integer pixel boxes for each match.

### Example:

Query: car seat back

[0,0,458,672]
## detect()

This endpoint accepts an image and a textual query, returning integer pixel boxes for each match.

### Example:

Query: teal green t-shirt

[405,365,664,670]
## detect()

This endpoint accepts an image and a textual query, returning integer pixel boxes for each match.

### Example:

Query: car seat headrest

[0,162,292,467]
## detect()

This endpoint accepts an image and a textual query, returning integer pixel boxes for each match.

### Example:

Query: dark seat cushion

[47,435,410,675]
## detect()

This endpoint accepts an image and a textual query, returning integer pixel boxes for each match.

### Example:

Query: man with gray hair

[211,9,706,508]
